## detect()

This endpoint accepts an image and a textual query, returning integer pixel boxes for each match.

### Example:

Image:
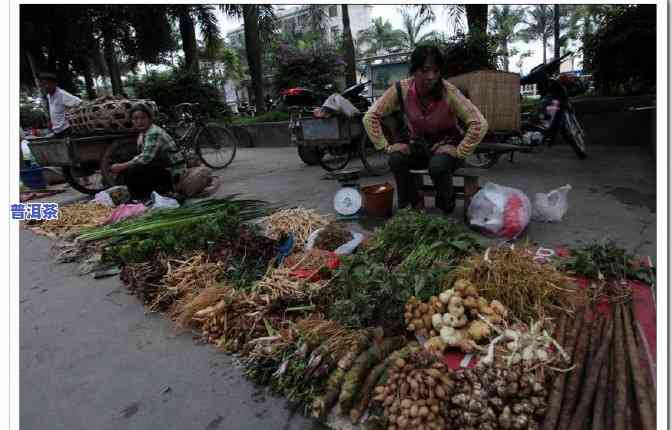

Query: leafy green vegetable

[561,241,656,284]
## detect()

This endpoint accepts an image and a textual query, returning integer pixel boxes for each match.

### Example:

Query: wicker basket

[447,70,520,132]
[67,96,158,135]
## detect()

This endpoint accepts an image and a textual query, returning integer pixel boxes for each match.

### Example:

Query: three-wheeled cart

[27,131,140,195]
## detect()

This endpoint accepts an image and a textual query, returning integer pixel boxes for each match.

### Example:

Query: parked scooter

[468,52,587,168]
[237,101,256,117]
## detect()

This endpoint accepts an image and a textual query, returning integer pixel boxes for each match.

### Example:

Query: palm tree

[356,17,405,56]
[565,5,612,47]
[465,5,488,35]
[398,6,437,50]
[488,5,525,71]
[341,5,357,87]
[554,5,561,60]
[168,5,220,77]
[520,5,554,64]
[221,5,276,114]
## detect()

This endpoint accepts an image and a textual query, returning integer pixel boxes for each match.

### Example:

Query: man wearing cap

[39,73,82,138]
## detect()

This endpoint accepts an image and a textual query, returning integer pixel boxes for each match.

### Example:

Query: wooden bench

[410,168,481,220]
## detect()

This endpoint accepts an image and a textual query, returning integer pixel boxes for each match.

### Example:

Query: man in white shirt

[39,73,82,138]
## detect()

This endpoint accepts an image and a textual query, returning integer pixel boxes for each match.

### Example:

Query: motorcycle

[237,101,256,117]
[287,81,373,167]
[468,51,587,168]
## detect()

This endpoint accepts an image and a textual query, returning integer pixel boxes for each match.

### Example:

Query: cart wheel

[318,145,352,172]
[63,165,108,195]
[359,133,390,176]
[100,139,140,187]
[464,152,500,169]
[297,145,323,165]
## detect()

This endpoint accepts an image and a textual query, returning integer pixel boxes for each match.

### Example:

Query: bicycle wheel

[561,111,587,158]
[318,144,352,172]
[196,125,237,169]
[359,134,390,176]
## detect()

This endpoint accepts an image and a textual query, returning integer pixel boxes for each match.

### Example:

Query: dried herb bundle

[456,246,578,322]
[313,223,352,252]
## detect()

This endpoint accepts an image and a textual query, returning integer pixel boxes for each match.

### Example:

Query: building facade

[227,5,373,49]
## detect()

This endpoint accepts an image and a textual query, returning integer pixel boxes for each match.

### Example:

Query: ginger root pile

[405,279,508,354]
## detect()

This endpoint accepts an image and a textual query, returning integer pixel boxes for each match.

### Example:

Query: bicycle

[101,102,238,186]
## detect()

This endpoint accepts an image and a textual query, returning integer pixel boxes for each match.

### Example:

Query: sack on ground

[468,182,531,239]
[533,184,572,222]
[176,167,212,197]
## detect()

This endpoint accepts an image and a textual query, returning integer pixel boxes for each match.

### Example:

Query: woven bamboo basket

[67,96,159,135]
[447,70,520,132]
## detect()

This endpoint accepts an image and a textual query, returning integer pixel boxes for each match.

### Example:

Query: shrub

[436,32,500,77]
[132,69,225,118]
[582,5,656,96]
[273,43,343,93]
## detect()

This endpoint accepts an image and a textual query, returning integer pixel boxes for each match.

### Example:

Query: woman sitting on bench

[363,45,488,214]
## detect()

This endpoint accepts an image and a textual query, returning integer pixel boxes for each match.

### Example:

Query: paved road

[20,142,656,429]
[20,230,324,430]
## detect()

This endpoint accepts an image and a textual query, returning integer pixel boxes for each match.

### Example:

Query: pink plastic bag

[104,203,147,225]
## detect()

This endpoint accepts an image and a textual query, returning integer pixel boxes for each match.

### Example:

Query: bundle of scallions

[77,195,270,243]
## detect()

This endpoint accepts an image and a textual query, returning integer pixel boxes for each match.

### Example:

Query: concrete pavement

[20,142,656,430]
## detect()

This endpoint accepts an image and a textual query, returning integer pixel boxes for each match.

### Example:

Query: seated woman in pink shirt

[363,45,488,214]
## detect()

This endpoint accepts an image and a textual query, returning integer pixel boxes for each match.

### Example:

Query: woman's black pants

[119,165,174,200]
[388,151,462,211]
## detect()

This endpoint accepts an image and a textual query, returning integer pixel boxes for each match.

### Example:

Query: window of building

[328,6,338,17]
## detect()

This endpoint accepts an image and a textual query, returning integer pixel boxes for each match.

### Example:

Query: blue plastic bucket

[20,167,47,190]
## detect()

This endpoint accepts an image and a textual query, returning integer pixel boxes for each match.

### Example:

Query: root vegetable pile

[406,279,508,354]
[371,350,456,430]
[456,246,577,322]
[261,207,332,249]
[26,202,114,238]
[447,364,550,430]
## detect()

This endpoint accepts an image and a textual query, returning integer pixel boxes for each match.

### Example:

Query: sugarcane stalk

[621,303,656,430]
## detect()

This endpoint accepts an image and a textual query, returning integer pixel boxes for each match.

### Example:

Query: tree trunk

[103,36,122,96]
[542,35,547,64]
[465,5,488,35]
[342,5,357,88]
[242,5,265,114]
[177,6,199,76]
[82,58,97,100]
[502,41,510,72]
[554,5,561,60]
[24,50,50,115]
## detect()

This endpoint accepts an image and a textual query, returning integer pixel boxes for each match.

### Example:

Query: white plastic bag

[94,185,130,207]
[151,191,180,209]
[533,184,572,222]
[305,228,364,255]
[94,191,115,207]
[321,94,360,118]
[467,182,532,239]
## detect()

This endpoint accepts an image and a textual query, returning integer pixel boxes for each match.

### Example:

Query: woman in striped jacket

[363,45,488,214]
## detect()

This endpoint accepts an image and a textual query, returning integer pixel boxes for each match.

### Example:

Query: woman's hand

[109,163,127,174]
[434,144,458,157]
[386,143,410,155]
